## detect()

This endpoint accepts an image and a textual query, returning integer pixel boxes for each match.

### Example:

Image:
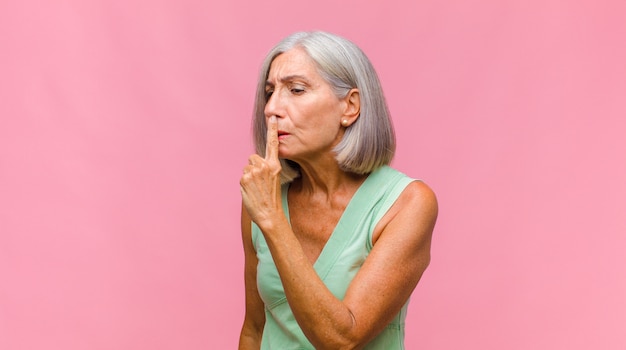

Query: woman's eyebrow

[266,75,311,87]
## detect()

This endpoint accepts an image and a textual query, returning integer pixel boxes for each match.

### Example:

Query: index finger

[265,115,279,162]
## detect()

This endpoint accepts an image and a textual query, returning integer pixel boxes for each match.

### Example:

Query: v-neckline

[282,169,380,275]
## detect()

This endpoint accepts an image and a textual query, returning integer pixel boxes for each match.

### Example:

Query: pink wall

[1,1,624,349]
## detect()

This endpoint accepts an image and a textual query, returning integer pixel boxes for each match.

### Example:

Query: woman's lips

[277,130,290,140]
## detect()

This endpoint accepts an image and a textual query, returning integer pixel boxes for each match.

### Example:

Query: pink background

[1,1,625,349]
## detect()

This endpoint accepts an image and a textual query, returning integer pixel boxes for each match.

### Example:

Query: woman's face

[264,48,349,162]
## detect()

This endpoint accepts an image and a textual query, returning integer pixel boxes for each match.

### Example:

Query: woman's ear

[342,89,360,125]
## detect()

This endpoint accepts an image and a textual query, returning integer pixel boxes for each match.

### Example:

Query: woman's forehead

[267,49,319,82]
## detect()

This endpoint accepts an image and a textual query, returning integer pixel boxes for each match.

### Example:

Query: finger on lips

[265,115,278,161]
[243,116,279,179]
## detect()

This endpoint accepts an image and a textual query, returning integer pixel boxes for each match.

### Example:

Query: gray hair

[252,31,395,183]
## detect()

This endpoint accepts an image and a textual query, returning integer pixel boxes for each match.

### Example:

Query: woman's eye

[265,90,274,99]
[291,88,305,94]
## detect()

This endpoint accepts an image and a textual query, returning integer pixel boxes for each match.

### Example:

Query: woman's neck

[292,156,367,198]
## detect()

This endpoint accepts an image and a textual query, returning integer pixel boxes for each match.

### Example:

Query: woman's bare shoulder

[372,179,437,244]
[402,180,438,213]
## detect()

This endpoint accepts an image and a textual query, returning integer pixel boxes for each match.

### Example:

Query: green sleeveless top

[252,166,415,349]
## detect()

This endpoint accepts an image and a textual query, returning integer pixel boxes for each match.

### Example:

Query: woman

[239,31,438,349]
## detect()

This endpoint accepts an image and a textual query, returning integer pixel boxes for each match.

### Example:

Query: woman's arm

[238,204,266,350]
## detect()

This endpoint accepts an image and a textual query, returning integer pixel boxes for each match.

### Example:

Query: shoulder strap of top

[314,166,414,280]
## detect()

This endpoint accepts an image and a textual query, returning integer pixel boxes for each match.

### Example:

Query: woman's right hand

[240,116,283,230]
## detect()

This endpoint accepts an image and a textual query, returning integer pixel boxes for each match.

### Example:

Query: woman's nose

[264,91,283,118]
